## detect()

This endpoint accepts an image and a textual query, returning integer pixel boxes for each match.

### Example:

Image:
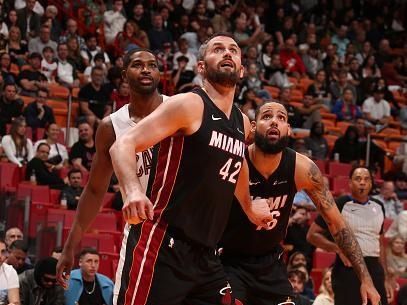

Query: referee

[307,166,393,305]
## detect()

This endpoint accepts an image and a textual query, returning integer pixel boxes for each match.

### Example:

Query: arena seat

[102,193,115,209]
[310,269,324,295]
[46,208,76,228]
[48,83,70,99]
[29,201,54,238]
[98,252,119,279]
[90,212,118,232]
[49,189,61,205]
[331,176,350,195]
[336,121,353,134]
[0,163,21,191]
[328,162,352,176]
[312,251,336,269]
[314,159,327,174]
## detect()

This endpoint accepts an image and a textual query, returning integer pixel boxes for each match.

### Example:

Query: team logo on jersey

[209,131,245,157]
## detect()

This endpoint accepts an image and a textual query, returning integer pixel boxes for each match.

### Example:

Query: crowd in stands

[0,0,406,304]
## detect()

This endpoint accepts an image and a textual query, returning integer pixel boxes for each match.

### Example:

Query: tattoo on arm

[333,226,372,282]
[306,162,335,211]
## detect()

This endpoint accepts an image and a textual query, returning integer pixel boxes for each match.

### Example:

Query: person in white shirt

[103,0,126,45]
[41,46,57,82]
[172,38,197,73]
[55,43,79,89]
[1,117,34,168]
[0,239,20,305]
[362,86,391,126]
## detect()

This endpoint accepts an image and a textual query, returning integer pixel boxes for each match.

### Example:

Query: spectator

[331,125,361,164]
[114,20,149,56]
[19,257,64,305]
[386,236,407,280]
[80,33,111,69]
[0,52,16,84]
[279,38,306,77]
[332,88,362,121]
[0,239,20,305]
[25,142,65,189]
[304,121,329,160]
[59,19,85,50]
[40,46,57,82]
[129,3,150,32]
[7,26,28,66]
[16,52,48,97]
[78,66,112,126]
[394,172,407,200]
[172,55,195,92]
[0,83,24,136]
[69,121,95,173]
[173,38,197,74]
[331,25,350,59]
[361,55,381,79]
[65,248,114,305]
[1,117,34,167]
[171,14,191,41]
[356,41,373,65]
[278,87,303,129]
[329,69,357,104]
[381,56,407,88]
[83,53,108,84]
[299,95,325,129]
[66,36,84,72]
[300,43,323,78]
[313,268,334,305]
[287,269,312,305]
[241,63,271,101]
[23,88,55,129]
[60,169,83,210]
[306,69,332,108]
[55,43,79,89]
[103,0,126,45]
[34,123,69,168]
[264,53,290,88]
[50,247,62,260]
[16,0,41,40]
[28,25,57,55]
[285,208,314,266]
[211,4,232,33]
[6,10,18,29]
[385,211,407,241]
[362,85,391,126]
[147,13,173,52]
[6,240,32,274]
[111,80,130,111]
[233,16,263,50]
[373,181,404,220]
[4,228,23,249]
[43,5,61,42]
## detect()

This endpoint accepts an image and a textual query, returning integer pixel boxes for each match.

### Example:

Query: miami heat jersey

[145,87,245,248]
[220,147,297,256]
[110,98,168,191]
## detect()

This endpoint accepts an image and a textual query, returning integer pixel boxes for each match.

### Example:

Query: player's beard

[129,78,159,95]
[204,62,240,87]
[254,133,289,154]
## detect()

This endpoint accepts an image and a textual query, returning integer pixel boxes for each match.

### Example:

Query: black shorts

[221,249,294,305]
[332,256,388,305]
[116,221,239,305]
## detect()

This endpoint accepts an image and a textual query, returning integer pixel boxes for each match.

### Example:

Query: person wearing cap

[19,257,64,305]
[362,84,391,126]
[16,52,48,97]
[83,53,107,84]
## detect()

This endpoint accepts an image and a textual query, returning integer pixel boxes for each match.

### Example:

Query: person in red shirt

[111,80,130,111]
[279,38,306,77]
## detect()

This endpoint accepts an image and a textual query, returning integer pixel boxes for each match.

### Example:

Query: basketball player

[109,33,272,305]
[56,49,168,301]
[219,102,381,305]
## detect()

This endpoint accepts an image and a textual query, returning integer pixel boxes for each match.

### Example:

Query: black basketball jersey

[220,147,297,256]
[145,87,245,248]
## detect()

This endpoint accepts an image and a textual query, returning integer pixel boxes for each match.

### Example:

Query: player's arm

[234,157,272,227]
[56,117,115,288]
[296,154,380,305]
[109,93,203,220]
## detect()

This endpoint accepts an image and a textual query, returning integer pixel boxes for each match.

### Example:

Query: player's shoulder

[294,152,322,189]
[95,116,115,147]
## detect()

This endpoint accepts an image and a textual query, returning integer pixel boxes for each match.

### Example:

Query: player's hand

[360,279,381,305]
[123,190,154,224]
[247,198,272,228]
[56,246,74,289]
[385,278,394,303]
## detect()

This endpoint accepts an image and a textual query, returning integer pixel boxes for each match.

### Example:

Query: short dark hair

[123,48,157,70]
[68,168,82,179]
[42,46,54,53]
[349,166,374,182]
[9,239,28,252]
[79,247,99,258]
[288,269,306,283]
[37,142,51,152]
[37,87,49,96]
[52,246,63,254]
[198,32,237,61]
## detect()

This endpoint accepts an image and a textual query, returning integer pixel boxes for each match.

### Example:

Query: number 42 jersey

[146,87,245,248]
